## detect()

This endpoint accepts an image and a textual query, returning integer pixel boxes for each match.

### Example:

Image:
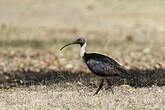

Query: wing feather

[84,53,128,77]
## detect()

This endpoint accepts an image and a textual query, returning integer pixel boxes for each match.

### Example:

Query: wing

[84,53,128,77]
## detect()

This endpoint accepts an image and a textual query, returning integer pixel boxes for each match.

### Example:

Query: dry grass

[0,29,164,110]
[0,0,165,110]
[1,85,165,110]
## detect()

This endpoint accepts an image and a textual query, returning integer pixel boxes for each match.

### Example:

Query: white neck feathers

[80,42,86,58]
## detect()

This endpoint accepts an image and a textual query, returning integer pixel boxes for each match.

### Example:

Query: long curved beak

[60,41,78,51]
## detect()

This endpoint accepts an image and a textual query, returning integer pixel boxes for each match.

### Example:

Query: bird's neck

[80,42,86,58]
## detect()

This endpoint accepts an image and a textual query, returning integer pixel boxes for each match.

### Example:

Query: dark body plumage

[60,38,130,95]
[83,53,128,77]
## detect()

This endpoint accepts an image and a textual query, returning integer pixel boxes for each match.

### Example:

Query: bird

[60,38,130,95]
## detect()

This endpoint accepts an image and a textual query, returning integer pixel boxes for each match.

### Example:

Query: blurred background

[1,1,165,109]
[0,0,165,85]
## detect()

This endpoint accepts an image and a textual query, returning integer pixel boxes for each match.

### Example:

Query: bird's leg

[106,79,114,94]
[94,79,104,95]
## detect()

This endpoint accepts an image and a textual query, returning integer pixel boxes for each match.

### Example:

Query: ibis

[60,38,130,95]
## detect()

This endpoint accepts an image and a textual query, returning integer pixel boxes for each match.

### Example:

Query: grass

[0,26,164,110]
[0,85,165,110]
[0,0,165,109]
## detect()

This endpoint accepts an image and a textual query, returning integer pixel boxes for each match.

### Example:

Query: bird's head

[60,38,86,51]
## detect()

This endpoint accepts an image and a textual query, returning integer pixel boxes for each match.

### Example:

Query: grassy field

[0,0,165,110]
